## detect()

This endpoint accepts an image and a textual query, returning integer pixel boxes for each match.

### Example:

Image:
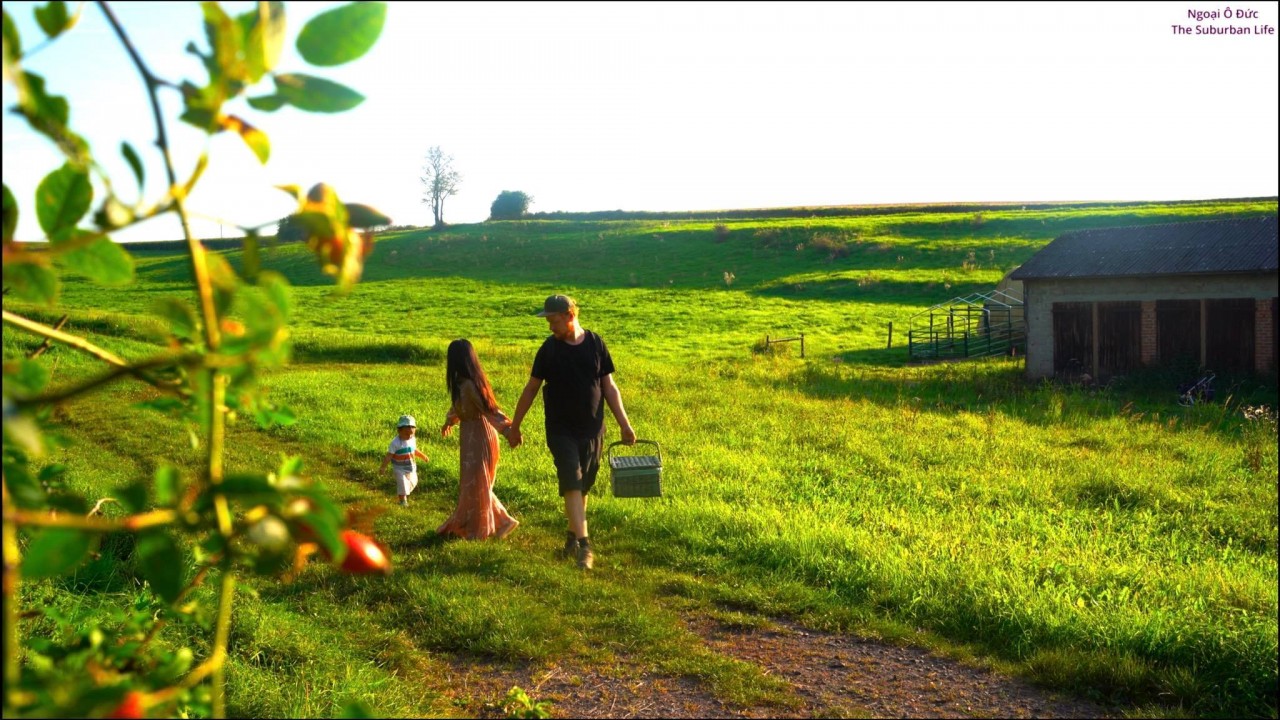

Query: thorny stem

[15,352,195,409]
[98,3,234,714]
[2,480,20,704]
[26,315,70,359]
[137,563,215,653]
[3,310,129,367]
[180,566,235,718]
[5,509,177,533]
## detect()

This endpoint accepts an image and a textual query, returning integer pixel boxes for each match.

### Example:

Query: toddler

[378,414,429,506]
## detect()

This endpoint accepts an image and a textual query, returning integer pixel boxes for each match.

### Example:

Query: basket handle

[605,439,660,464]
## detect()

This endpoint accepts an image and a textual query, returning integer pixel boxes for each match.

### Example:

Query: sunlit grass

[7,200,1277,717]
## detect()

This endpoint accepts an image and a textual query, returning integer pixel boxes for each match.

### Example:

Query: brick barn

[1009,215,1277,380]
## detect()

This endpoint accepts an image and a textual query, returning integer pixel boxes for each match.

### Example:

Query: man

[507,294,636,570]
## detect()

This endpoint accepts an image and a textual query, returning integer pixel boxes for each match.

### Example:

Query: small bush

[809,232,849,259]
[713,223,730,243]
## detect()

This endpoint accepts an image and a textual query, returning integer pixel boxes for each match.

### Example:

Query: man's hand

[441,422,453,438]
[620,424,637,445]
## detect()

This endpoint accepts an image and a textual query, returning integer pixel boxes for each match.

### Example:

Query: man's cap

[535,294,577,317]
[397,415,416,428]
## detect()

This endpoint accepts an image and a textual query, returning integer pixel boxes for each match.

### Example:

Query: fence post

[887,322,893,349]
[800,333,805,358]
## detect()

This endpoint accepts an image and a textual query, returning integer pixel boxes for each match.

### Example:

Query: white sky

[2,1,1278,242]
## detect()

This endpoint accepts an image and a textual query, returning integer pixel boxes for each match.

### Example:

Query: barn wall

[1022,273,1279,378]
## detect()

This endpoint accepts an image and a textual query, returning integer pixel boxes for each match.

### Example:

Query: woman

[437,339,519,540]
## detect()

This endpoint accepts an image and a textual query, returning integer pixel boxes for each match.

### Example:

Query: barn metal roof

[1009,215,1277,280]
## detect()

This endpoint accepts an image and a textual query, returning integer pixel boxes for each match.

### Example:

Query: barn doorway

[1157,300,1200,366]
[1206,298,1255,373]
[1052,302,1091,375]
[1097,301,1141,377]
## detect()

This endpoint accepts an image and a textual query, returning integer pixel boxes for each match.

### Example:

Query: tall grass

[6,200,1276,718]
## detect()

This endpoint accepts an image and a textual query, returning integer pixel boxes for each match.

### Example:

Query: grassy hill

[5,199,1277,718]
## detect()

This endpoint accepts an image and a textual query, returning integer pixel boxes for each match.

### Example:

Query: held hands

[505,426,523,449]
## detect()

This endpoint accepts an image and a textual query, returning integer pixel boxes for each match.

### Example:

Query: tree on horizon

[421,146,462,227]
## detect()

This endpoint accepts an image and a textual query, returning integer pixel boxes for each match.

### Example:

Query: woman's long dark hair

[446,339,500,413]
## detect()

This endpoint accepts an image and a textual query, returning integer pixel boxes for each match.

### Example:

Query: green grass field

[5,199,1277,718]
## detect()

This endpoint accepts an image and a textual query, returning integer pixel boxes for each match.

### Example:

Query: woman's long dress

[436,380,519,540]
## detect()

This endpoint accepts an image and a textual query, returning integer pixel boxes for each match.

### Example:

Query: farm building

[1009,215,1278,380]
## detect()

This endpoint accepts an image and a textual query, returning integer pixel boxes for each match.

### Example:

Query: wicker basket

[606,440,662,498]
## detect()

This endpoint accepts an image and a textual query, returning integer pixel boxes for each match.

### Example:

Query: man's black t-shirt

[531,330,615,438]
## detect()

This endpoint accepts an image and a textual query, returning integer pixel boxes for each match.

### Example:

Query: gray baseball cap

[535,294,577,317]
[396,415,416,428]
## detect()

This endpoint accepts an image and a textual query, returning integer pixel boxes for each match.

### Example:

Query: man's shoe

[575,542,594,570]
[558,532,576,560]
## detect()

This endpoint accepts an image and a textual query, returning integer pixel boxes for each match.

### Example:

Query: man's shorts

[547,433,604,497]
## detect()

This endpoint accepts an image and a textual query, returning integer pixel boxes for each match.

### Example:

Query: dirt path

[446,614,1117,719]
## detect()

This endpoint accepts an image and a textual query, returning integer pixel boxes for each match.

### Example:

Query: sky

[2,1,1278,242]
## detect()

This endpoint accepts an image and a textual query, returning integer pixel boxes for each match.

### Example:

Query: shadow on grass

[749,277,1004,305]
[291,339,444,365]
[774,358,1279,437]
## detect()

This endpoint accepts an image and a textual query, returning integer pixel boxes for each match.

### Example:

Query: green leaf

[153,466,182,507]
[205,249,238,317]
[46,491,87,514]
[272,73,364,113]
[338,701,374,719]
[60,236,135,286]
[179,107,218,133]
[34,1,70,39]
[291,210,335,240]
[258,270,291,320]
[36,463,66,484]
[3,464,48,509]
[278,455,304,480]
[247,93,287,112]
[136,531,185,604]
[219,473,277,499]
[153,647,194,685]
[300,508,341,560]
[296,2,385,67]
[3,9,24,64]
[345,203,391,228]
[152,297,199,340]
[112,480,149,514]
[36,162,91,237]
[222,113,270,163]
[4,358,51,395]
[120,142,145,189]
[21,527,95,579]
[239,1,285,82]
[15,72,89,168]
[2,183,16,242]
[17,71,68,125]
[254,404,296,429]
[201,0,245,85]
[275,184,303,204]
[2,261,59,304]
